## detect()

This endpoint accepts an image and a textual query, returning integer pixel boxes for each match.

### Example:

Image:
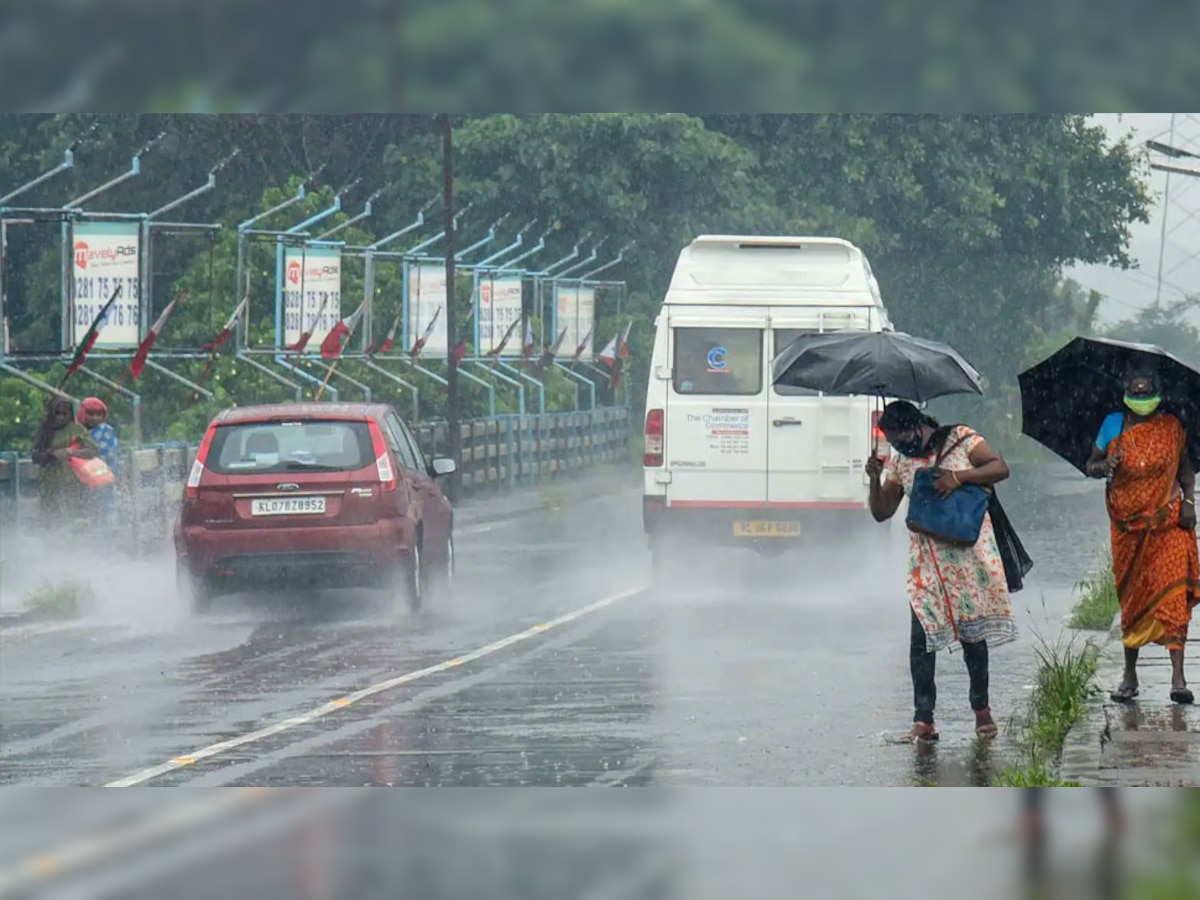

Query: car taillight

[871,410,890,451]
[644,408,664,467]
[186,424,217,500]
[368,420,397,491]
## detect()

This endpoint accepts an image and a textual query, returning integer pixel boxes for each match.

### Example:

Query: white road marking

[104,585,646,787]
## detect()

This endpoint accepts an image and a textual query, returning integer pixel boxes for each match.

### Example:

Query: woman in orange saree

[1086,368,1200,704]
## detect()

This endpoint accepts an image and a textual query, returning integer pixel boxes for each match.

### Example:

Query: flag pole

[314,360,339,401]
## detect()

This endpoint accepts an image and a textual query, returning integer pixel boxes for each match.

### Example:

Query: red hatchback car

[174,402,457,614]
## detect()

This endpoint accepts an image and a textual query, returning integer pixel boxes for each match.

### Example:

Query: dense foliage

[0,114,1151,451]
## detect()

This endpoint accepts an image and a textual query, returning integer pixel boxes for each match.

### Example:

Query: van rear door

[663,308,769,508]
[767,309,874,510]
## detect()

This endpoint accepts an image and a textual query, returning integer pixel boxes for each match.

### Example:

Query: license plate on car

[733,520,800,537]
[251,496,326,516]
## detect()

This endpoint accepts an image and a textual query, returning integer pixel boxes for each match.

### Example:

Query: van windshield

[673,328,762,396]
[207,420,374,474]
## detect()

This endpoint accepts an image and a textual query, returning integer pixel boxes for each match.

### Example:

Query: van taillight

[186,424,217,500]
[871,410,889,450]
[368,420,397,492]
[644,409,664,467]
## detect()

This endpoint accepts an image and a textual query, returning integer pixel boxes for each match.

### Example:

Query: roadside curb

[1058,615,1122,785]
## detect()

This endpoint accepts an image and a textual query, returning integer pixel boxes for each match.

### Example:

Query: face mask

[1124,394,1161,417]
[891,434,928,458]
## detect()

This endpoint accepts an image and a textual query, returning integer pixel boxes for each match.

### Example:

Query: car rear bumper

[176,517,414,587]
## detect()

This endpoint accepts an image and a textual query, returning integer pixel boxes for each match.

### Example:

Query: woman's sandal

[1171,687,1195,705]
[1110,685,1139,703]
[975,708,999,737]
[907,722,939,743]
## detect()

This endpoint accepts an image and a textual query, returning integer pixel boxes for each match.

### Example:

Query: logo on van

[706,346,728,373]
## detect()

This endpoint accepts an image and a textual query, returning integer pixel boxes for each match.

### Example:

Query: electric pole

[441,114,462,499]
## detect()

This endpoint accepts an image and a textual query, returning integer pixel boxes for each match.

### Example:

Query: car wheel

[398,541,423,613]
[430,532,454,601]
[178,565,216,616]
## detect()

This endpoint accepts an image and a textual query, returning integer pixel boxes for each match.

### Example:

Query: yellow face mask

[1124,393,1161,417]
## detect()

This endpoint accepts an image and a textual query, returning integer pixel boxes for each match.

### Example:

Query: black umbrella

[1017,335,1200,474]
[772,330,984,403]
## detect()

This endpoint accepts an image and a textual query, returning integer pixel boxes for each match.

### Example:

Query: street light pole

[442,115,462,499]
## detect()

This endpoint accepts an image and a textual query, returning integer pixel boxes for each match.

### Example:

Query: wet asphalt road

[0,461,1110,791]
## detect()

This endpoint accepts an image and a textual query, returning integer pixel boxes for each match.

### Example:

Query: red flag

[288,292,334,354]
[410,305,442,359]
[319,301,367,360]
[61,284,122,388]
[597,332,619,369]
[452,337,467,367]
[618,318,632,360]
[130,295,181,379]
[370,307,402,355]
[539,327,568,368]
[570,325,594,370]
[484,315,521,359]
[201,297,248,352]
[521,316,535,361]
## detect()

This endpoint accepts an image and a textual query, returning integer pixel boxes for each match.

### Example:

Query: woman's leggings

[911,609,989,724]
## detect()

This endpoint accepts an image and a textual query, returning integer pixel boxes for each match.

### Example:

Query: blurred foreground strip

[0,788,355,898]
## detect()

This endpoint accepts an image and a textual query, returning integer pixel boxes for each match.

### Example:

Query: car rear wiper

[280,461,344,471]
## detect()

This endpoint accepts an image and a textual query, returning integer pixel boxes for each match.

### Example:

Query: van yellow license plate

[734,520,801,537]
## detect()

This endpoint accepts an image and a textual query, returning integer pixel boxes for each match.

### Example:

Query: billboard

[478,276,523,356]
[554,282,595,360]
[406,263,449,358]
[70,221,141,349]
[283,246,342,351]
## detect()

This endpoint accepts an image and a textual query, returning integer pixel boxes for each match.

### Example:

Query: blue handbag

[905,433,990,546]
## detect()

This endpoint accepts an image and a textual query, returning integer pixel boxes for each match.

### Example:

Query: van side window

[774,329,820,396]
[673,328,762,396]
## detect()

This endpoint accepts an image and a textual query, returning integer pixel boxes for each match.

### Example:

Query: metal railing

[0,407,632,542]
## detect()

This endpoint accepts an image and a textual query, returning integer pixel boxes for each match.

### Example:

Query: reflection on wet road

[0,461,1109,789]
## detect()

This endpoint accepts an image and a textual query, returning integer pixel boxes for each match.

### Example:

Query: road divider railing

[0,406,631,543]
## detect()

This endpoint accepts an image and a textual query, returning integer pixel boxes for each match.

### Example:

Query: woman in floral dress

[865,400,1018,742]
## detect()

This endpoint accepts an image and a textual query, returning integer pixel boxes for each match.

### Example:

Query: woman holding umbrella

[866,401,1019,743]
[1086,365,1199,704]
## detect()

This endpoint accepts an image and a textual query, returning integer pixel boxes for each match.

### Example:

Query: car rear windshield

[206,420,374,474]
[673,327,763,396]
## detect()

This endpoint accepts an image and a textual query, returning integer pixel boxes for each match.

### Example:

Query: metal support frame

[0,362,77,403]
[237,351,303,401]
[0,136,80,205]
[273,187,354,351]
[79,364,142,445]
[493,358,545,413]
[579,241,633,281]
[236,180,310,348]
[140,152,235,341]
[358,202,433,351]
[454,214,509,262]
[273,352,337,401]
[143,358,214,400]
[315,188,384,241]
[303,358,372,401]
[554,361,596,410]
[495,226,551,273]
[471,359,525,415]
[360,358,420,422]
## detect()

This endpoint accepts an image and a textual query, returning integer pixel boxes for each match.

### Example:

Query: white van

[642,235,895,569]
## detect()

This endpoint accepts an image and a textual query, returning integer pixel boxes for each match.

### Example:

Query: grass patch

[993,627,1101,787]
[23,579,93,620]
[1068,546,1119,631]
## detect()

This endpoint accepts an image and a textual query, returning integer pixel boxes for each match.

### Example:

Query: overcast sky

[1066,113,1200,325]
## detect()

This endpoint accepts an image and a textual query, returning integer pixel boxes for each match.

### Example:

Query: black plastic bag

[988,490,1034,593]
